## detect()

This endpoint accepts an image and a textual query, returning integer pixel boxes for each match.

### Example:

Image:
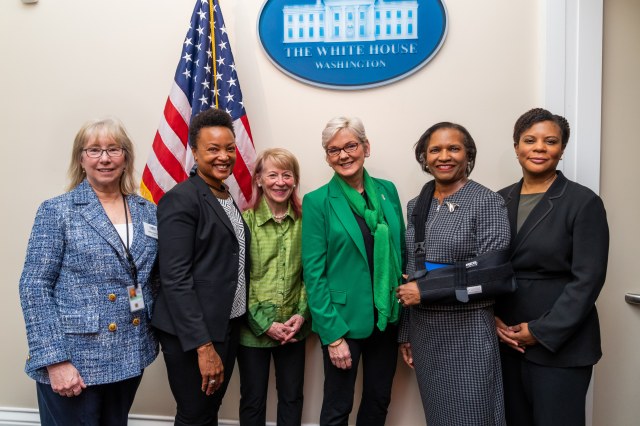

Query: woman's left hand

[396,281,421,307]
[266,322,295,344]
[197,342,224,395]
[328,339,352,370]
[282,314,305,344]
[499,322,537,350]
[495,316,525,353]
[508,322,538,348]
[399,343,414,369]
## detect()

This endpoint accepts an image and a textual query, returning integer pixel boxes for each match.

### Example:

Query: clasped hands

[495,317,538,353]
[266,314,305,345]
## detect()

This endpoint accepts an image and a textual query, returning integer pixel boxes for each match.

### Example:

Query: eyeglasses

[325,142,361,157]
[83,147,125,158]
[263,172,295,183]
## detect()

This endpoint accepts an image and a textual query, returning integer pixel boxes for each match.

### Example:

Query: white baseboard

[0,407,241,426]
[0,407,321,426]
[0,408,39,426]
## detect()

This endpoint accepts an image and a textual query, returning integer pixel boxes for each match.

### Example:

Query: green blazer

[302,175,405,345]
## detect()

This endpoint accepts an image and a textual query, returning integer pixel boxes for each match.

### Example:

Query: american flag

[141,0,255,208]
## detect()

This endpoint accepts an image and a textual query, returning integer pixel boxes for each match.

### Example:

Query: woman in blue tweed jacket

[19,118,158,426]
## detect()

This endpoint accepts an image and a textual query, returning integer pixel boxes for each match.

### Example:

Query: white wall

[594,0,640,424]
[0,1,539,424]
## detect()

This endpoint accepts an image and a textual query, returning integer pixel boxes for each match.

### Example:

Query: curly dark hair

[414,122,477,176]
[513,108,570,147]
[188,108,235,149]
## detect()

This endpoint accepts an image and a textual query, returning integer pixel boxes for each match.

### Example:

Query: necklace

[272,211,287,221]
[197,169,227,193]
[207,182,227,192]
[207,185,229,200]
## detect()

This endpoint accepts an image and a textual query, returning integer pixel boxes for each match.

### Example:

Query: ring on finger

[209,379,216,385]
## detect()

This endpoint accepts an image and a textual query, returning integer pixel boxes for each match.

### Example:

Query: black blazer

[152,174,250,351]
[495,172,609,367]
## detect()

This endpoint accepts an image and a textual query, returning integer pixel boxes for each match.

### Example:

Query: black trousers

[320,324,398,426]
[157,317,242,426]
[36,374,142,426]
[500,348,593,426]
[237,339,306,426]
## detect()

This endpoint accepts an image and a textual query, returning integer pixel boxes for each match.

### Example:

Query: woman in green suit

[302,116,405,426]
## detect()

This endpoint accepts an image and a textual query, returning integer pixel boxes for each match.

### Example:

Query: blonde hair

[250,148,302,217]
[67,117,136,194]
[321,116,368,150]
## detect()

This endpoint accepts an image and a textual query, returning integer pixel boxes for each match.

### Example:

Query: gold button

[108,323,117,332]
[108,293,116,301]
[132,318,140,326]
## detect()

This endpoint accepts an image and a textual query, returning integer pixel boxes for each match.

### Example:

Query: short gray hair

[321,116,368,150]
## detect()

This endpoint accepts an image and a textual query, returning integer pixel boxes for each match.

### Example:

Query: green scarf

[333,169,401,330]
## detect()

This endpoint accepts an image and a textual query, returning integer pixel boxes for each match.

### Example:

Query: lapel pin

[445,202,459,213]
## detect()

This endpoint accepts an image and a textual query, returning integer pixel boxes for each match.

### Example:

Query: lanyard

[116,194,139,288]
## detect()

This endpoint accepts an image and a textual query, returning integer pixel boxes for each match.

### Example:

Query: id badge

[127,285,145,312]
[143,222,158,239]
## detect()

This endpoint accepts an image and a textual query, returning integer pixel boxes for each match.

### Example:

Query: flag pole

[142,0,256,207]
[209,0,219,109]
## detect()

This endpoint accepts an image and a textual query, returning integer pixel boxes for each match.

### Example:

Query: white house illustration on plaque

[283,0,419,43]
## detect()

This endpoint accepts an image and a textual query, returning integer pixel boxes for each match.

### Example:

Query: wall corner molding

[543,0,604,194]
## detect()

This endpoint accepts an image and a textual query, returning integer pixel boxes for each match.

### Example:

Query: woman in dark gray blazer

[152,108,250,425]
[495,108,609,426]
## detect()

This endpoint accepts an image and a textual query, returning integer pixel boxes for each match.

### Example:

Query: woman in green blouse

[238,148,310,426]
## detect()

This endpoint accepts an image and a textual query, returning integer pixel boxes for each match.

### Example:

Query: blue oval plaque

[258,0,448,90]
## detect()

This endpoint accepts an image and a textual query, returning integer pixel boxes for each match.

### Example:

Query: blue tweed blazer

[19,179,159,385]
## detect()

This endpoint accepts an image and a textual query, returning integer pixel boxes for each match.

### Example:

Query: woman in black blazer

[152,108,250,425]
[495,108,609,426]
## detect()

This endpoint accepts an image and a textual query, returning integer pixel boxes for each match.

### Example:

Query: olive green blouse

[239,198,311,347]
